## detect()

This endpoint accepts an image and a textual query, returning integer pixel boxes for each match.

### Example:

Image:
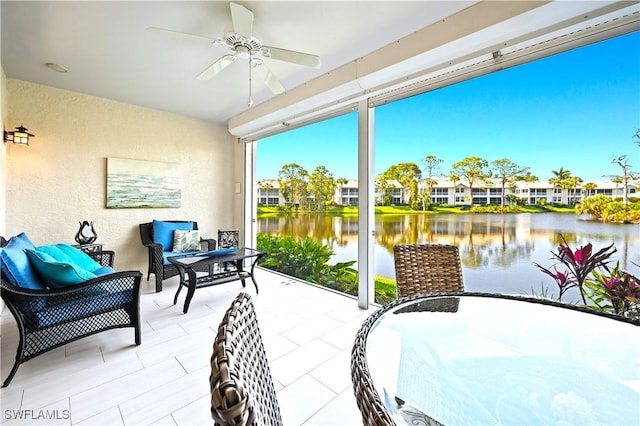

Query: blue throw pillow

[93,266,116,276]
[37,244,102,273]
[0,233,47,290]
[152,220,194,251]
[26,249,97,289]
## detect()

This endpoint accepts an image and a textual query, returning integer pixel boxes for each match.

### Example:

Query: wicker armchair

[139,221,216,292]
[1,249,142,387]
[210,293,282,426]
[393,244,464,298]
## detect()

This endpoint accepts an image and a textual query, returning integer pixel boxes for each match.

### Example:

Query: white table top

[366,294,640,425]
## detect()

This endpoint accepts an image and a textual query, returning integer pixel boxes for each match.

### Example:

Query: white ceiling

[0,1,473,125]
[2,1,638,133]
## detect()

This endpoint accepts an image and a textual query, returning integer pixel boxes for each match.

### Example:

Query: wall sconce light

[4,124,34,145]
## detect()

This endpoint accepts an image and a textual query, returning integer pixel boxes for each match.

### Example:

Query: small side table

[74,243,103,254]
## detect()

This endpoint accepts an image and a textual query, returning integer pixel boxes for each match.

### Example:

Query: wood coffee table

[168,248,265,313]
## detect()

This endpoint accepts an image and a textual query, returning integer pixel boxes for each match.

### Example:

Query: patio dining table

[362,293,640,425]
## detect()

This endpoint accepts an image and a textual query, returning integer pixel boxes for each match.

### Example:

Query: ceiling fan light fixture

[236,45,251,60]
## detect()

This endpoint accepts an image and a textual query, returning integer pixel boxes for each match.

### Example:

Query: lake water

[257,212,640,303]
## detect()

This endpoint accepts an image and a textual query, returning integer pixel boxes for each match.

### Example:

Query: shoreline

[257,205,574,216]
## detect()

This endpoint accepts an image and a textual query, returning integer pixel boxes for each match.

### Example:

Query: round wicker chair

[210,293,282,426]
[351,296,420,425]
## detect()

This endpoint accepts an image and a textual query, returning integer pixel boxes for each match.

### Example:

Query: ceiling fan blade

[230,2,253,38]
[146,27,219,44]
[197,55,236,80]
[254,62,285,94]
[262,46,321,68]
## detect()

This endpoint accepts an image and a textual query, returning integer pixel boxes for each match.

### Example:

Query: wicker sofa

[0,233,142,387]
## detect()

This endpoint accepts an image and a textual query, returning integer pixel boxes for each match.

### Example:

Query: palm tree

[549,167,573,204]
[336,177,349,205]
[612,176,623,194]
[565,176,583,206]
[583,182,597,198]
[421,155,443,210]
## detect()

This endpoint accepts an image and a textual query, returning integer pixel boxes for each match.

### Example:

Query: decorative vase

[218,229,240,248]
[75,221,97,244]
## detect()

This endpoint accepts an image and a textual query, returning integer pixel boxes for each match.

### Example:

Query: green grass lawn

[374,275,397,304]
[257,204,572,216]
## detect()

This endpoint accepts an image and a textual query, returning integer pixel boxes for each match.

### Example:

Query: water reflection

[257,213,639,301]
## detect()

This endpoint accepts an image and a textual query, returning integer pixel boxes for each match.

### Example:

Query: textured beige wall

[1,67,7,237]
[5,79,237,281]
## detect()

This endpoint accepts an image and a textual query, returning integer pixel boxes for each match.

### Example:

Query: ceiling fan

[148,2,321,106]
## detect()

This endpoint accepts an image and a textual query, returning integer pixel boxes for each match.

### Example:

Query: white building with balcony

[257,178,638,207]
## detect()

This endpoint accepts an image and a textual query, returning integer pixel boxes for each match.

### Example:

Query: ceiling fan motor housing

[224,32,262,58]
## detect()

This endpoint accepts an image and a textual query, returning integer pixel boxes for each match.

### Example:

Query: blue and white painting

[107,158,181,208]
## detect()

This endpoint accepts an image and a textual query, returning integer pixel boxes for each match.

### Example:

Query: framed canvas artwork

[106,157,181,208]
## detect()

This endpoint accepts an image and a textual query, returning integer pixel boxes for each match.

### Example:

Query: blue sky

[256,31,640,182]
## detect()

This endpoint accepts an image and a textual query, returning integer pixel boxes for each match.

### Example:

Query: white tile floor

[1,269,377,425]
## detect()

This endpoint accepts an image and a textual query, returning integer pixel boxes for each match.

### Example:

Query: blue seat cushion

[0,233,47,290]
[152,220,194,251]
[26,249,97,289]
[33,287,133,328]
[37,244,103,273]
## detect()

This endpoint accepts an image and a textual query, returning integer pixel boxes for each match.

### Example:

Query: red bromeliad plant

[534,235,617,304]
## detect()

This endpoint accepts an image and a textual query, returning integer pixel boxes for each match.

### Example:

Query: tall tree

[277,163,308,207]
[490,158,533,208]
[257,180,274,190]
[421,155,444,210]
[257,180,275,205]
[336,177,349,205]
[450,157,491,205]
[375,175,393,206]
[307,166,336,210]
[383,162,422,204]
[611,155,637,206]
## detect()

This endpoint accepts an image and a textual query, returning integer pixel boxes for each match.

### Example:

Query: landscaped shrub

[576,194,610,219]
[256,232,396,303]
[469,204,522,213]
[535,235,639,319]
[256,233,334,280]
[256,233,357,290]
